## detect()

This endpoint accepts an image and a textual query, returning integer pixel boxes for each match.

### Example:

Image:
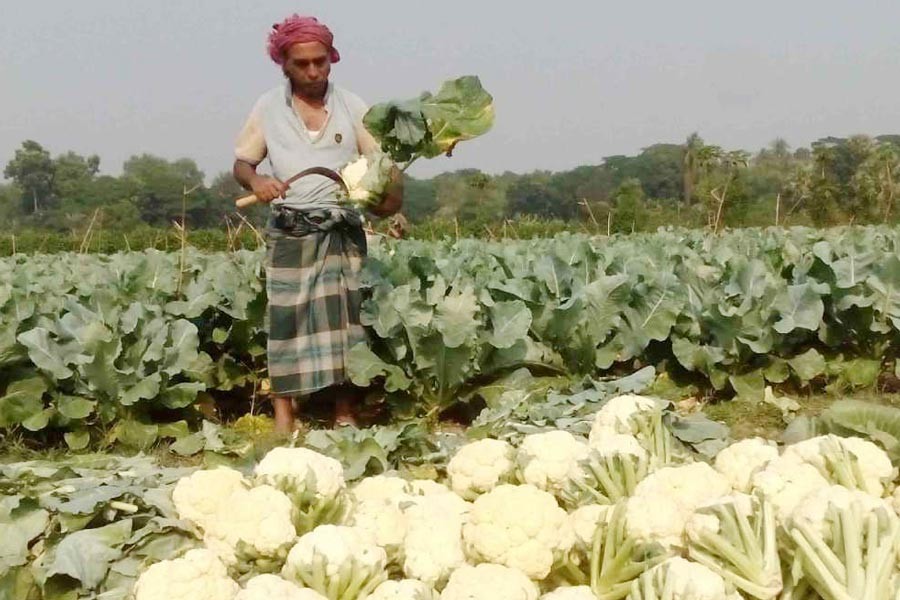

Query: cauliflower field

[5,394,900,600]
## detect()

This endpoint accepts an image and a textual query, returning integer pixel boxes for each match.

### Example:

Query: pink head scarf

[267,15,341,65]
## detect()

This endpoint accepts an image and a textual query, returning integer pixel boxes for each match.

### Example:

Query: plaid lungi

[263,208,367,397]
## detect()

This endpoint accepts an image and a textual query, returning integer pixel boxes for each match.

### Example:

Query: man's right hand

[250,175,288,203]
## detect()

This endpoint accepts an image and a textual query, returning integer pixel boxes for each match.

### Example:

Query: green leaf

[419,75,495,158]
[114,419,159,450]
[56,396,95,420]
[487,300,532,349]
[16,328,73,380]
[64,430,91,451]
[169,432,205,456]
[212,327,229,344]
[120,373,162,407]
[21,409,53,432]
[820,400,900,461]
[347,344,411,392]
[45,519,133,589]
[772,283,824,333]
[730,369,765,402]
[0,377,47,428]
[433,285,480,348]
[159,382,205,409]
[787,349,826,382]
[0,506,49,571]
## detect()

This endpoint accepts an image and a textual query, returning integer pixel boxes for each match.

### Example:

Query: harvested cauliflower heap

[134,394,900,600]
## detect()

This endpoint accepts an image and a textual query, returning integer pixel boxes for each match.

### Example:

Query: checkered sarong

[263,211,367,396]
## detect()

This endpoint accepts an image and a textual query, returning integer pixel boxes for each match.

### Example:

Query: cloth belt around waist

[270,205,363,237]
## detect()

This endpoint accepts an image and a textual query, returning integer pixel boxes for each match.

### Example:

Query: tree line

[2,134,899,236]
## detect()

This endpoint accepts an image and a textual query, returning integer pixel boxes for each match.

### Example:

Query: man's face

[283,42,331,98]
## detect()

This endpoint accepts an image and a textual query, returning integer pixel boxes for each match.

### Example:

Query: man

[232,14,402,433]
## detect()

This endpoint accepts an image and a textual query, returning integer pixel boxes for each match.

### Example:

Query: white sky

[2,0,899,181]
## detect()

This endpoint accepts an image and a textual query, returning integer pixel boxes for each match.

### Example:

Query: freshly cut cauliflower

[366,579,439,600]
[751,456,831,524]
[516,430,590,498]
[539,586,596,600]
[588,432,647,459]
[789,485,890,537]
[625,462,732,550]
[462,484,574,580]
[203,485,296,567]
[402,491,471,587]
[351,475,413,505]
[281,525,387,598]
[339,151,393,207]
[408,479,453,497]
[255,447,347,533]
[440,564,539,600]
[589,394,658,439]
[628,557,740,600]
[255,447,346,499]
[133,548,240,600]
[781,434,895,496]
[236,574,327,600]
[568,504,610,550]
[172,466,247,529]
[447,439,516,500]
[346,497,408,556]
[713,438,779,492]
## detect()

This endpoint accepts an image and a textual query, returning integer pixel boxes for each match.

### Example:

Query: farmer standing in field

[232,14,402,434]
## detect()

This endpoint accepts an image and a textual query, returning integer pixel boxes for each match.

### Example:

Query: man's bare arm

[368,166,403,218]
[232,159,287,202]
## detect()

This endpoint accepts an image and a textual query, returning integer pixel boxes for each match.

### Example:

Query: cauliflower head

[629,557,739,600]
[133,548,240,600]
[462,484,574,580]
[440,564,539,600]
[751,456,831,524]
[589,394,658,439]
[447,439,516,500]
[351,475,413,505]
[255,447,345,499]
[780,434,895,496]
[789,484,890,537]
[625,462,732,550]
[568,504,610,550]
[172,466,247,530]
[203,484,296,567]
[366,579,439,600]
[539,586,596,600]
[402,491,471,587]
[236,574,327,600]
[516,430,590,497]
[713,438,779,493]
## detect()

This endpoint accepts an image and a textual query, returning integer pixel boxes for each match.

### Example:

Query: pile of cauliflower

[133,393,900,600]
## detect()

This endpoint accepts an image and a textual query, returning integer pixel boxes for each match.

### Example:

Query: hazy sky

[2,1,899,182]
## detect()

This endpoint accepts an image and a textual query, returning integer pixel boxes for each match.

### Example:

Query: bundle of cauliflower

[134,394,900,600]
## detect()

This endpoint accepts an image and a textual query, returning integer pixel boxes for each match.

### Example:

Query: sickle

[235,166,348,208]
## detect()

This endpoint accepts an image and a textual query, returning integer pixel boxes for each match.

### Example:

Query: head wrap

[267,15,340,65]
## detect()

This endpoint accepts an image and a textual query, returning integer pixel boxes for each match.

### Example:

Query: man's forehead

[285,41,330,60]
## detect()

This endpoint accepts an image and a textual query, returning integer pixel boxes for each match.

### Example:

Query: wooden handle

[235,193,259,208]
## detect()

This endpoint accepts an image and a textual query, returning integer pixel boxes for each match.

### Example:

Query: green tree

[610,178,645,233]
[681,132,705,205]
[122,155,207,227]
[4,140,55,213]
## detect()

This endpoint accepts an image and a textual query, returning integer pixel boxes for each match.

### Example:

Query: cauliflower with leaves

[255,447,347,533]
[627,557,741,600]
[625,462,731,550]
[339,150,394,208]
[516,430,590,498]
[281,525,387,600]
